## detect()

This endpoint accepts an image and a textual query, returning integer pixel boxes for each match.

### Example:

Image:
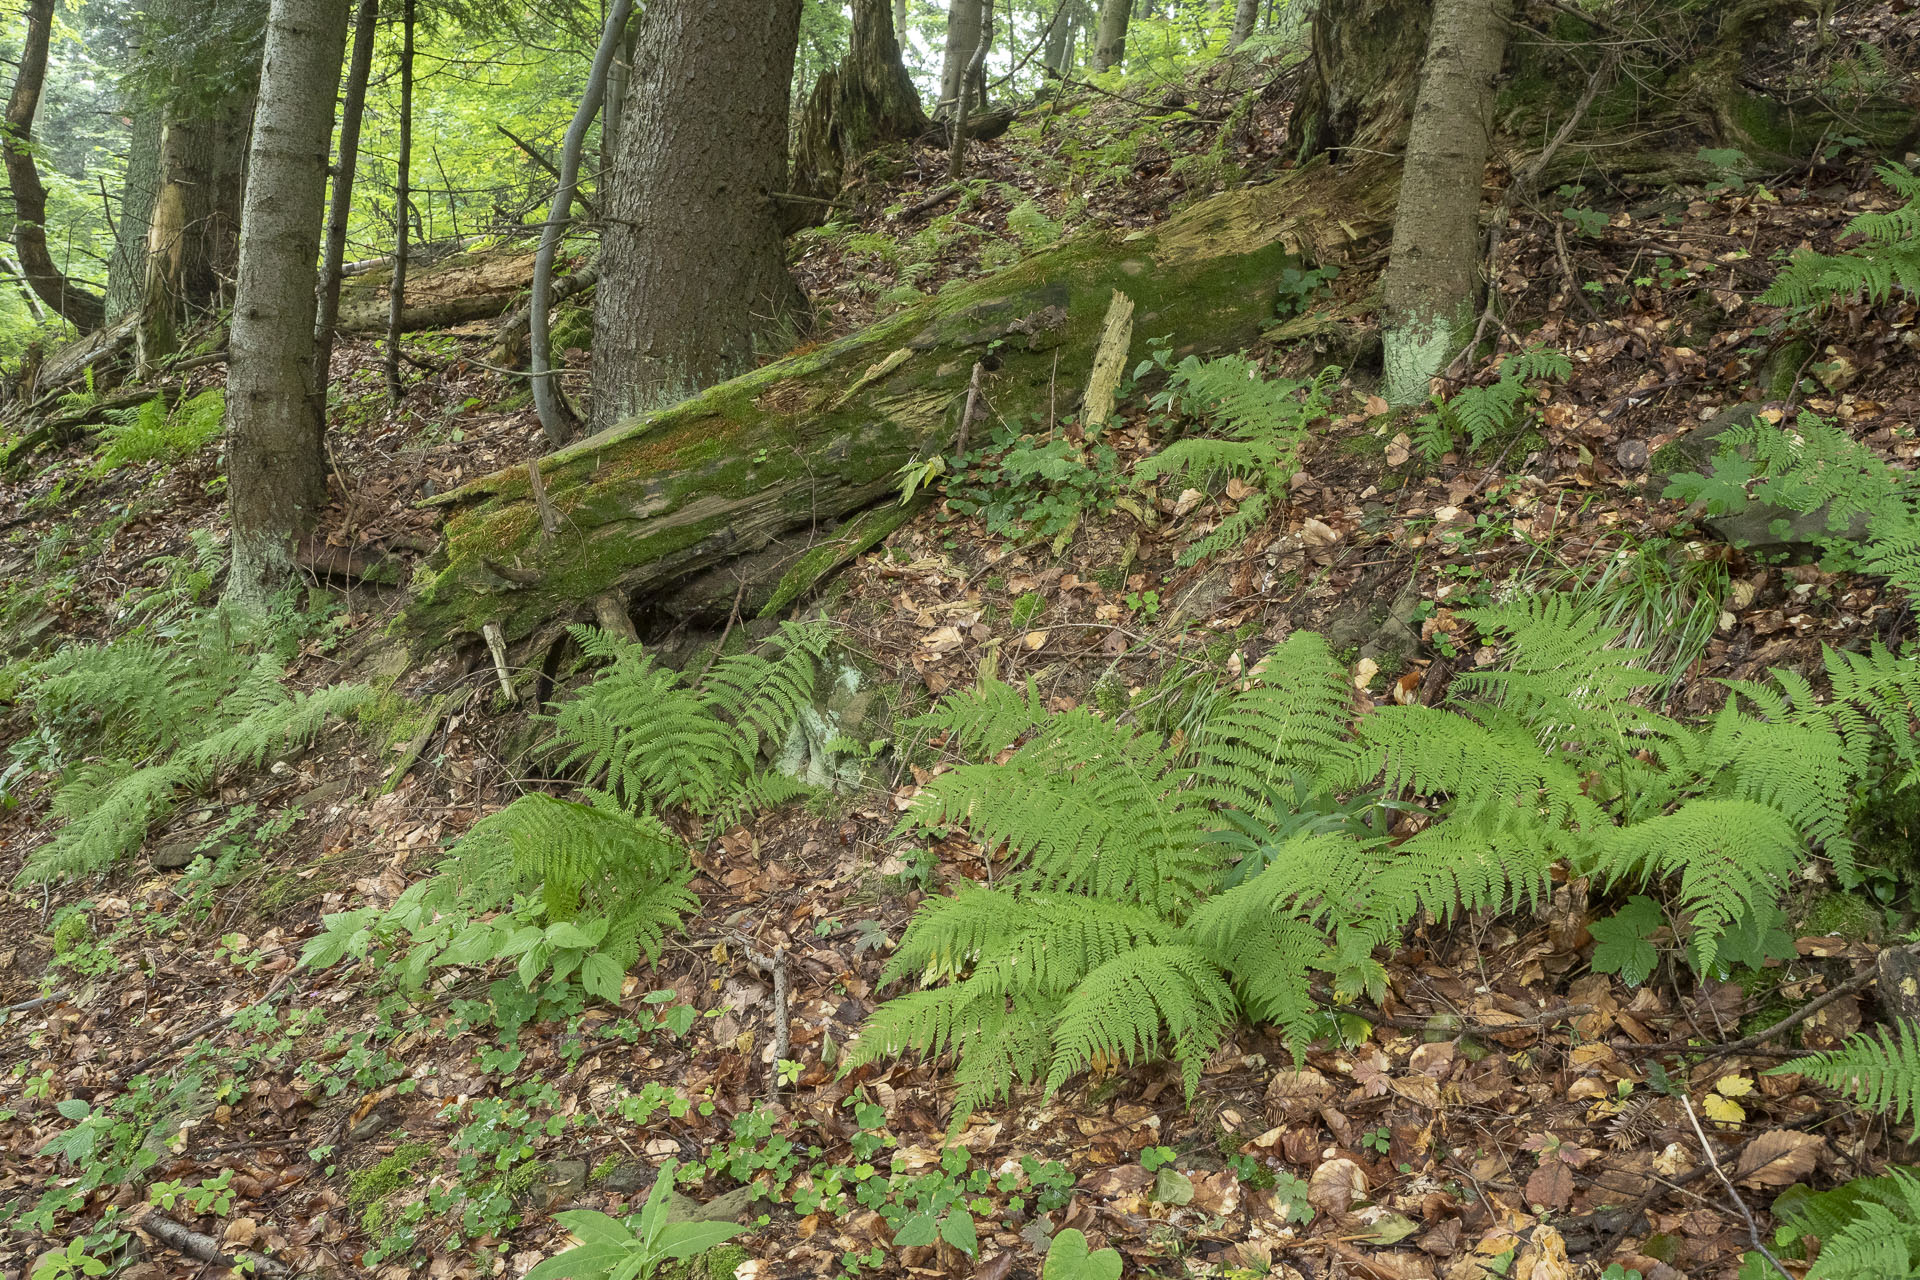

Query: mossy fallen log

[398,157,1396,656]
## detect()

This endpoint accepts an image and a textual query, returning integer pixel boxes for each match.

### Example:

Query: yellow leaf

[1703,1094,1746,1125]
[1715,1075,1755,1098]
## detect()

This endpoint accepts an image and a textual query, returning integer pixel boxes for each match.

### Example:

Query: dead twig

[1681,1094,1795,1280]
[4,989,68,1015]
[1625,946,1899,1058]
[137,1211,288,1276]
[740,945,791,1104]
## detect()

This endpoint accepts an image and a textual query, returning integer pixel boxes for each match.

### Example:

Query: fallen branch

[741,945,791,1104]
[5,989,68,1014]
[1682,1095,1795,1280]
[1625,945,1901,1059]
[137,1211,288,1277]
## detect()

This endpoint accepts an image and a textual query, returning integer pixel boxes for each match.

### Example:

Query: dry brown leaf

[1308,1157,1369,1217]
[1734,1130,1824,1187]
[1265,1068,1334,1122]
[1524,1160,1574,1211]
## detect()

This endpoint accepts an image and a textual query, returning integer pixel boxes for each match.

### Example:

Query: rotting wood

[1080,288,1136,427]
[398,157,1398,660]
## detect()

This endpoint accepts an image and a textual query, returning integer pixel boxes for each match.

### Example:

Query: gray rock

[1653,402,1867,557]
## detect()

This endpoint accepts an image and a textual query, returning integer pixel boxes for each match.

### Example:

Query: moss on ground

[350,1142,433,1233]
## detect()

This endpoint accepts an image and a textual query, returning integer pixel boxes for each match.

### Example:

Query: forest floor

[4,41,1920,1280]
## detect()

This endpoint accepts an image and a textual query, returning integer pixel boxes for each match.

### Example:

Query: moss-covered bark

[398,157,1396,656]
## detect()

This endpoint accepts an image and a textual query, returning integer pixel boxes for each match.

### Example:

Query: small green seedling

[1042,1228,1121,1280]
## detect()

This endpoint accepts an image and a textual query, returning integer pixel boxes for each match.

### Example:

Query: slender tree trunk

[591,0,806,429]
[106,113,160,320]
[600,20,634,185]
[385,0,416,405]
[1230,0,1260,47]
[790,0,930,223]
[1044,0,1082,73]
[3,0,106,331]
[531,0,633,449]
[1380,0,1513,405]
[895,0,909,36]
[947,3,993,178]
[1093,0,1131,71]
[225,0,350,607]
[938,0,984,116]
[313,0,379,396]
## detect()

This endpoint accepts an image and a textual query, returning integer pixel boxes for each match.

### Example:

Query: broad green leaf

[939,1209,978,1256]
[656,1219,749,1260]
[581,952,625,1003]
[1042,1228,1121,1280]
[893,1212,938,1248]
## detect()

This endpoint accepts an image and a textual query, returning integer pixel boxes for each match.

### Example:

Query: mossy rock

[1651,402,1867,556]
[1799,891,1880,943]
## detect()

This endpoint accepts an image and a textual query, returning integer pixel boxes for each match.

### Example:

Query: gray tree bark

[531,0,634,449]
[938,0,985,117]
[225,0,350,606]
[790,0,929,223]
[106,113,160,320]
[384,0,416,405]
[1044,0,1084,73]
[1230,0,1260,47]
[1092,0,1130,71]
[1380,0,1513,405]
[590,0,806,430]
[313,0,380,395]
[137,90,251,371]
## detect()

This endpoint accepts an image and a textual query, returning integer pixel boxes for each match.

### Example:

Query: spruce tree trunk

[3,0,106,331]
[314,0,380,396]
[225,0,349,607]
[385,0,416,405]
[1092,0,1131,71]
[402,157,1398,655]
[106,113,160,320]
[938,0,985,116]
[1379,0,1512,405]
[590,0,806,430]
[790,0,929,223]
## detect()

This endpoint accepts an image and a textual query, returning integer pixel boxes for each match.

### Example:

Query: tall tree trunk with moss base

[590,0,806,432]
[3,0,106,331]
[1379,0,1511,405]
[938,0,985,117]
[225,0,349,608]
[791,0,929,226]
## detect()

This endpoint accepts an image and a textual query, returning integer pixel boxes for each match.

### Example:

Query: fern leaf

[1780,1021,1920,1138]
[1043,945,1235,1102]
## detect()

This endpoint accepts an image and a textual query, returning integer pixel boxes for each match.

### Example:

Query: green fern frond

[1592,798,1803,973]
[902,673,1048,762]
[18,760,193,884]
[698,620,830,754]
[1763,164,1920,310]
[1043,944,1235,1101]
[1415,346,1569,460]
[1780,1021,1920,1138]
[1188,629,1356,814]
[1364,820,1558,939]
[1347,704,1606,832]
[1772,1167,1920,1280]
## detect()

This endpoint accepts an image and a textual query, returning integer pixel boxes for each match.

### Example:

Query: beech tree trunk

[401,157,1397,655]
[225,0,350,607]
[590,0,806,430]
[1230,0,1260,47]
[1379,0,1512,404]
[1044,0,1084,73]
[385,0,416,405]
[938,0,986,116]
[313,0,380,395]
[790,0,929,224]
[1092,0,1130,71]
[3,0,106,331]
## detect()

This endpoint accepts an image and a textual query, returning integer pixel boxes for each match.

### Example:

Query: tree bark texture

[401,157,1396,655]
[591,0,806,431]
[1288,0,1429,162]
[790,0,929,225]
[225,0,349,606]
[385,0,416,405]
[1230,0,1260,48]
[1045,0,1084,73]
[106,112,161,320]
[531,0,633,449]
[4,0,106,331]
[1092,0,1130,71]
[313,0,380,395]
[938,0,986,116]
[137,91,251,371]
[1380,0,1513,405]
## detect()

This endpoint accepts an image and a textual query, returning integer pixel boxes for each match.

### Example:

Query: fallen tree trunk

[399,157,1396,658]
[335,244,538,333]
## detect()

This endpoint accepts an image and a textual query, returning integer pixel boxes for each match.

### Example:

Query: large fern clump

[854,597,1910,1130]
[1764,162,1920,312]
[1134,357,1338,566]
[92,388,226,475]
[15,601,370,886]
